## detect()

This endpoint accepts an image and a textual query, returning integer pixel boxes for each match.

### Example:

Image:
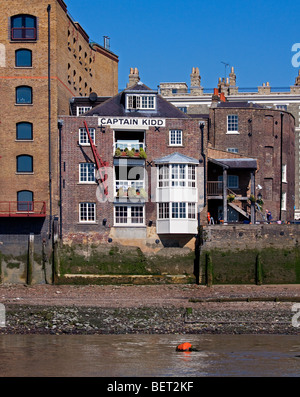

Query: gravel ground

[0,284,300,335]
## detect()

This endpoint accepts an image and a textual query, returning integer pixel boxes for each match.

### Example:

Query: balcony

[0,202,46,217]
[114,142,146,159]
[115,180,147,200]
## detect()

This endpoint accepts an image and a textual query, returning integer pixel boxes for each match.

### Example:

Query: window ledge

[14,67,33,69]
[16,172,34,175]
[15,103,33,106]
[226,131,239,134]
[15,140,33,142]
[77,222,98,225]
[167,145,184,148]
[77,182,97,185]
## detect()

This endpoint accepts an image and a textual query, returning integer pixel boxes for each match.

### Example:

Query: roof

[208,158,257,169]
[154,152,199,165]
[216,101,265,109]
[84,83,190,119]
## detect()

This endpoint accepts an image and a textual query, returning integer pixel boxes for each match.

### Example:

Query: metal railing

[0,202,46,217]
[114,142,145,151]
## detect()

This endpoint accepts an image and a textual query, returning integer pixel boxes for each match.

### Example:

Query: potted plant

[227,193,235,202]
[249,194,256,203]
[139,147,147,159]
[115,148,121,157]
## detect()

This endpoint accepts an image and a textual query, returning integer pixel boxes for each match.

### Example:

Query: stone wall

[199,224,300,285]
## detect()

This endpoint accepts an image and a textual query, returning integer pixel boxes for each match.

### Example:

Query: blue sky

[67,0,300,91]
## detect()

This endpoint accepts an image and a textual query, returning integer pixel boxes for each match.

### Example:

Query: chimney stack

[127,67,140,88]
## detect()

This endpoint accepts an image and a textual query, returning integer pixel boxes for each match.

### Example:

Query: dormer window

[126,94,156,110]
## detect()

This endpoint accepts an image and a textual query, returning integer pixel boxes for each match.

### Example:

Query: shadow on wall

[0,218,47,236]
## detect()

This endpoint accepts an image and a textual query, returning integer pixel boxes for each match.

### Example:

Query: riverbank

[0,284,300,335]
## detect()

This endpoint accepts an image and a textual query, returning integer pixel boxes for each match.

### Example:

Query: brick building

[160,67,300,219]
[207,98,295,223]
[0,0,118,235]
[60,80,207,248]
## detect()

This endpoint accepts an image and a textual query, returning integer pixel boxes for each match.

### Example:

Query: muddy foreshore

[0,284,300,335]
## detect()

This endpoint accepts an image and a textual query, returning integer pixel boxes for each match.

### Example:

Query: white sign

[98,117,166,128]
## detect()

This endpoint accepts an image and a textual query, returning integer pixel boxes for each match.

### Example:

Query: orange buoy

[176,342,192,351]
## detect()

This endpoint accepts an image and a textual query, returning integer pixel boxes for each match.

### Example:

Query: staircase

[228,202,250,219]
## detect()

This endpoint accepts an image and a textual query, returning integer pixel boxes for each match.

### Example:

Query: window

[16,86,32,104]
[158,203,170,219]
[228,175,239,189]
[15,49,32,67]
[171,164,185,186]
[16,122,33,140]
[79,203,96,223]
[79,128,95,145]
[169,130,183,146]
[127,95,155,110]
[17,155,33,172]
[17,190,33,211]
[188,165,196,187]
[77,106,92,116]
[281,192,287,211]
[158,164,196,188]
[178,107,187,113]
[227,148,239,153]
[227,115,239,133]
[11,15,37,41]
[276,105,288,111]
[172,202,186,219]
[188,203,196,219]
[79,163,96,183]
[218,175,239,189]
[158,166,169,187]
[282,164,287,183]
[115,205,144,225]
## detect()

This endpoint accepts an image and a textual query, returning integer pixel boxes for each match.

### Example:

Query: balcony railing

[0,202,46,217]
[11,28,37,41]
[114,142,145,151]
[207,181,223,196]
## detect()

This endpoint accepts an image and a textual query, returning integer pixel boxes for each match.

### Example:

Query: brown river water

[0,334,299,377]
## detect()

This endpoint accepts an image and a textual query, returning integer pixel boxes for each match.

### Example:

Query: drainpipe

[279,112,283,221]
[58,120,64,240]
[200,121,206,206]
[47,4,52,236]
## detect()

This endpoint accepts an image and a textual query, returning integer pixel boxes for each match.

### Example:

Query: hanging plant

[249,194,256,203]
[227,193,235,202]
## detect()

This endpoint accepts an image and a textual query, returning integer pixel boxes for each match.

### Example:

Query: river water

[0,334,299,377]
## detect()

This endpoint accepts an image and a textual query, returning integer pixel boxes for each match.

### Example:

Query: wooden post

[223,168,228,224]
[251,171,255,224]
[27,233,34,285]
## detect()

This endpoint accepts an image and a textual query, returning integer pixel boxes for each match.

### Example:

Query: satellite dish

[89,92,98,102]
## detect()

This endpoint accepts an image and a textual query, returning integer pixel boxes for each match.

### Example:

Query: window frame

[15,49,32,67]
[114,205,145,226]
[11,14,37,41]
[17,190,33,211]
[16,154,33,173]
[79,127,95,145]
[126,94,156,110]
[16,122,33,140]
[77,106,92,116]
[169,129,183,146]
[79,202,96,223]
[158,164,196,188]
[79,163,96,183]
[227,114,239,134]
[16,85,32,104]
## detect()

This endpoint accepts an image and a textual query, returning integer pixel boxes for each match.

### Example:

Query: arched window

[16,86,32,104]
[17,190,33,211]
[16,122,33,140]
[11,14,37,41]
[17,155,33,173]
[15,49,32,67]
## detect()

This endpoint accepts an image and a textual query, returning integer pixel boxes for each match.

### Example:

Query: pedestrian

[266,209,272,223]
